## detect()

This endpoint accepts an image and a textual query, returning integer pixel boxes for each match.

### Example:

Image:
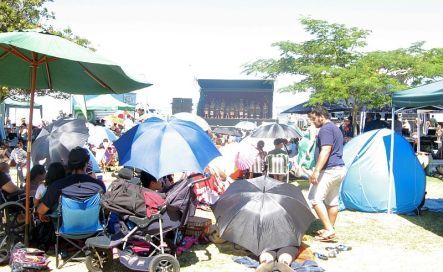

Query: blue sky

[34,0,443,119]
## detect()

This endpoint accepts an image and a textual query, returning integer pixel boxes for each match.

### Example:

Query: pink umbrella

[220,142,258,171]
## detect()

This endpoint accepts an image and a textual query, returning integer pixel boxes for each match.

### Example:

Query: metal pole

[24,52,38,246]
[387,106,395,214]
[417,111,421,152]
[360,111,366,134]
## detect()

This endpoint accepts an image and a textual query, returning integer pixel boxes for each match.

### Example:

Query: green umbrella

[0,30,151,244]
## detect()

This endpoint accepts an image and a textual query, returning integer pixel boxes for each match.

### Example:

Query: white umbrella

[172,112,211,131]
[87,123,118,146]
[241,135,275,153]
[235,121,257,131]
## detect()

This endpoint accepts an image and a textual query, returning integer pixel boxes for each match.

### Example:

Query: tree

[0,0,94,103]
[0,0,54,32]
[244,17,443,135]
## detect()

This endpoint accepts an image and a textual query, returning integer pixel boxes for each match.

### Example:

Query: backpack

[101,179,147,217]
[9,242,50,272]
[102,179,166,218]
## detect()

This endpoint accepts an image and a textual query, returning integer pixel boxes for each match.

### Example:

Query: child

[34,162,66,207]
[28,165,46,199]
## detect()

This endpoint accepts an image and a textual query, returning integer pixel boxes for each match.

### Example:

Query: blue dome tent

[340,129,425,214]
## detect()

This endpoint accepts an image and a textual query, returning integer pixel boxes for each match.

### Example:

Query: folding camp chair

[266,153,290,182]
[55,193,104,269]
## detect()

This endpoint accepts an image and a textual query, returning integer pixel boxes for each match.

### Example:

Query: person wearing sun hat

[37,146,106,222]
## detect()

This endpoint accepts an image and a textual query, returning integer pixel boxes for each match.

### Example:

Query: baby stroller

[84,174,209,272]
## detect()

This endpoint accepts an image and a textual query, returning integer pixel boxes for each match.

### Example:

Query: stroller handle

[186,172,211,187]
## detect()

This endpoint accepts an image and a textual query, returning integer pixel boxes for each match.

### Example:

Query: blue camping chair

[55,193,104,269]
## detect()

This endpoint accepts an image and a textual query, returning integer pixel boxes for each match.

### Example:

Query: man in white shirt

[10,141,27,187]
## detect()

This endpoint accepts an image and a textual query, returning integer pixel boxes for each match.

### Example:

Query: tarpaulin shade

[392,80,443,108]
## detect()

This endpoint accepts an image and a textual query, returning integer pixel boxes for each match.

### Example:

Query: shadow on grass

[178,243,212,267]
[400,210,443,237]
[305,219,323,238]
[290,178,311,191]
[213,241,251,256]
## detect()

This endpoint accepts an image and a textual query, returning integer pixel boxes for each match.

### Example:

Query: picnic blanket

[423,198,443,212]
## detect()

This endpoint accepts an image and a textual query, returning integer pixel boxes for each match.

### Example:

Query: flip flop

[313,252,328,260]
[327,250,337,258]
[315,232,336,242]
[336,244,352,251]
[325,246,339,253]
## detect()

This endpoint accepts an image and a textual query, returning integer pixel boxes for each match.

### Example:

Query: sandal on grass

[327,250,337,258]
[336,244,352,251]
[314,231,336,242]
[325,246,339,252]
[313,252,328,261]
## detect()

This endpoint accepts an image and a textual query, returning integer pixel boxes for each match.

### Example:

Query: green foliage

[47,26,95,51]
[244,17,443,132]
[0,0,54,32]
[0,0,94,102]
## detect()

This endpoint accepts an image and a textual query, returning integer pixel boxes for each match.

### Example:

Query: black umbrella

[251,123,302,139]
[31,118,89,166]
[213,176,315,256]
[213,127,242,137]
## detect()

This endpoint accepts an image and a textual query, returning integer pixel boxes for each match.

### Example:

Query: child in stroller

[85,173,209,272]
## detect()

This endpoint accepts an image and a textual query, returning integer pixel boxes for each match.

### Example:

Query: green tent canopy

[392,80,443,108]
[0,31,151,94]
[73,94,135,111]
[3,98,43,115]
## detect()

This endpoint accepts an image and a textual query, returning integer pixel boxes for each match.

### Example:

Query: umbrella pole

[24,54,38,246]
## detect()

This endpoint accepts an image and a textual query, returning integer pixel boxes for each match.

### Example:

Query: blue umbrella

[114,117,221,179]
[87,149,101,173]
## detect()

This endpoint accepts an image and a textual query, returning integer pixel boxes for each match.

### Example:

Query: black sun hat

[68,147,90,168]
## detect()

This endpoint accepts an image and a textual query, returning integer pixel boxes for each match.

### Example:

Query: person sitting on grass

[256,246,299,272]
[101,144,117,171]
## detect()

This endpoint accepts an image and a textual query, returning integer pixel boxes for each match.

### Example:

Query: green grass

[2,171,441,272]
[178,176,443,272]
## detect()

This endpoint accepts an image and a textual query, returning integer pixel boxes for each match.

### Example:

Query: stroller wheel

[149,253,180,272]
[85,249,112,272]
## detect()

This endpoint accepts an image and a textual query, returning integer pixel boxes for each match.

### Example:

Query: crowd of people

[1,106,434,272]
